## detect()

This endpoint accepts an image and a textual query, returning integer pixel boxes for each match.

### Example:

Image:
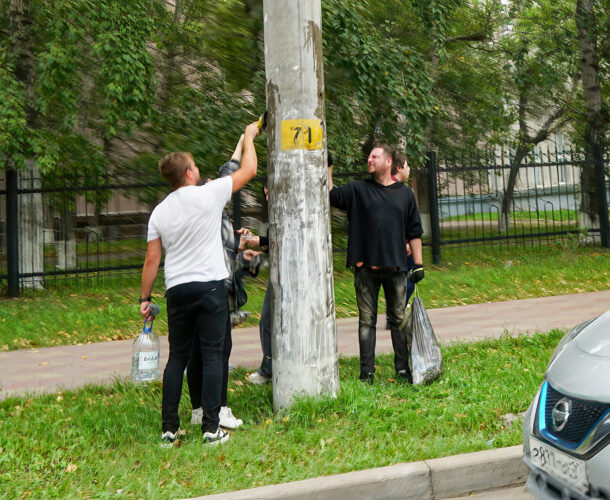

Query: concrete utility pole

[263,0,338,411]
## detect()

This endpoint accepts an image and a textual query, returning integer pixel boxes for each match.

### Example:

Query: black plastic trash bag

[406,290,443,385]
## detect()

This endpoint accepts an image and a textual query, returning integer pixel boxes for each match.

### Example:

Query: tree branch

[446,33,487,44]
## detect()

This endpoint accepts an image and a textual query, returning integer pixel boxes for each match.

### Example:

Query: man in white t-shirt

[139,121,260,447]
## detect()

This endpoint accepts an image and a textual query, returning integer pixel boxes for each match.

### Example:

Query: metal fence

[1,146,608,296]
[425,146,610,262]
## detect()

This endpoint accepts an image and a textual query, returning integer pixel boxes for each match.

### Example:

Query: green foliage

[1,0,606,209]
[323,0,434,166]
[114,0,264,186]
[0,50,29,167]
[1,0,158,174]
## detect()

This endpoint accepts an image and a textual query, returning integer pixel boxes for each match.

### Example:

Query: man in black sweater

[328,144,424,383]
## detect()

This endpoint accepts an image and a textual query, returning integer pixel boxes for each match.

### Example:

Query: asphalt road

[448,485,537,499]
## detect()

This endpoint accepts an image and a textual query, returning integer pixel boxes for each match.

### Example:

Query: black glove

[407,265,424,284]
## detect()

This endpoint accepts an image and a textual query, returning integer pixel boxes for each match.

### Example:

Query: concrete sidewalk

[1,289,608,400]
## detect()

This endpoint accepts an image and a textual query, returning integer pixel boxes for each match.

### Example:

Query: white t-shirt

[147,176,233,290]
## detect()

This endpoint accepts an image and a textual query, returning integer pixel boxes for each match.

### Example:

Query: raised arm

[231,134,244,162]
[327,151,334,191]
[230,122,260,193]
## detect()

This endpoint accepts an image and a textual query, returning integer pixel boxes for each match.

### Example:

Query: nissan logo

[552,397,572,432]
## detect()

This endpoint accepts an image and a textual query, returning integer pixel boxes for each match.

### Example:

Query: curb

[186,445,528,500]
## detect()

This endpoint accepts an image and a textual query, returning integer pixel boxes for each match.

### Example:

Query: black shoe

[359,372,375,384]
[396,370,413,384]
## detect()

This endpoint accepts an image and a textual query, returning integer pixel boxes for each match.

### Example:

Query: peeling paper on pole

[280,119,323,151]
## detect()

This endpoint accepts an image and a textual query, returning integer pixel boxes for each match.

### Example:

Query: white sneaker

[247,371,271,384]
[219,406,243,429]
[191,407,203,425]
[161,428,180,448]
[202,427,230,446]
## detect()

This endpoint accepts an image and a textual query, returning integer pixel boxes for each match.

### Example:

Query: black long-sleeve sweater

[330,178,422,271]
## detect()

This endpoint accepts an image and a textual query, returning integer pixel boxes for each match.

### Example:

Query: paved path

[1,290,608,400]
[448,485,536,500]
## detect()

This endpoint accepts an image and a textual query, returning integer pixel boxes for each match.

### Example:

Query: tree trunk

[576,0,605,238]
[263,0,339,412]
[56,209,77,271]
[419,31,442,239]
[499,144,529,233]
[10,0,44,288]
[18,161,44,288]
[499,85,565,233]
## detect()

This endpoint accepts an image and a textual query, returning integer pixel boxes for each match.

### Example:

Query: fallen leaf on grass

[65,464,77,473]
[234,380,244,387]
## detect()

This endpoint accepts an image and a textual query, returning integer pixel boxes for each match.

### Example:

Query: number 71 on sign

[280,119,324,151]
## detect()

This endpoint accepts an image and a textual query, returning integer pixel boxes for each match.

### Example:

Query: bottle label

[138,351,159,370]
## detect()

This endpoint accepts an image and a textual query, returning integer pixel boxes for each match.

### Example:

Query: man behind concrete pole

[328,145,425,383]
[139,121,260,447]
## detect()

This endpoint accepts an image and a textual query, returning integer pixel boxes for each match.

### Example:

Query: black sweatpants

[162,281,227,434]
[187,306,232,409]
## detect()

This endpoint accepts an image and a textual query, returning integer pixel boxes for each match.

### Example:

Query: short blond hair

[158,152,193,189]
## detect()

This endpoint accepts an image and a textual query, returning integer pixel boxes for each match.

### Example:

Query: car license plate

[529,437,588,494]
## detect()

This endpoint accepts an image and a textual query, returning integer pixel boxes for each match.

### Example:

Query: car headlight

[547,318,596,368]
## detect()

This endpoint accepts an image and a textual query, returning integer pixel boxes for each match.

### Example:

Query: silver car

[522,310,610,500]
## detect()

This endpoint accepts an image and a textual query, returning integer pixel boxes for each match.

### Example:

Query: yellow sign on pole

[280,119,324,151]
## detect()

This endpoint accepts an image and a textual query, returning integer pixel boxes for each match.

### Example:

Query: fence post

[593,144,609,248]
[426,151,441,264]
[6,167,19,298]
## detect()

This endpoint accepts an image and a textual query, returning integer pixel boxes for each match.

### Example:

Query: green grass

[0,331,562,499]
[1,244,608,351]
[441,209,579,223]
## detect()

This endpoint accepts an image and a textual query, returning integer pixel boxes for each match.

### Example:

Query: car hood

[547,310,610,403]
